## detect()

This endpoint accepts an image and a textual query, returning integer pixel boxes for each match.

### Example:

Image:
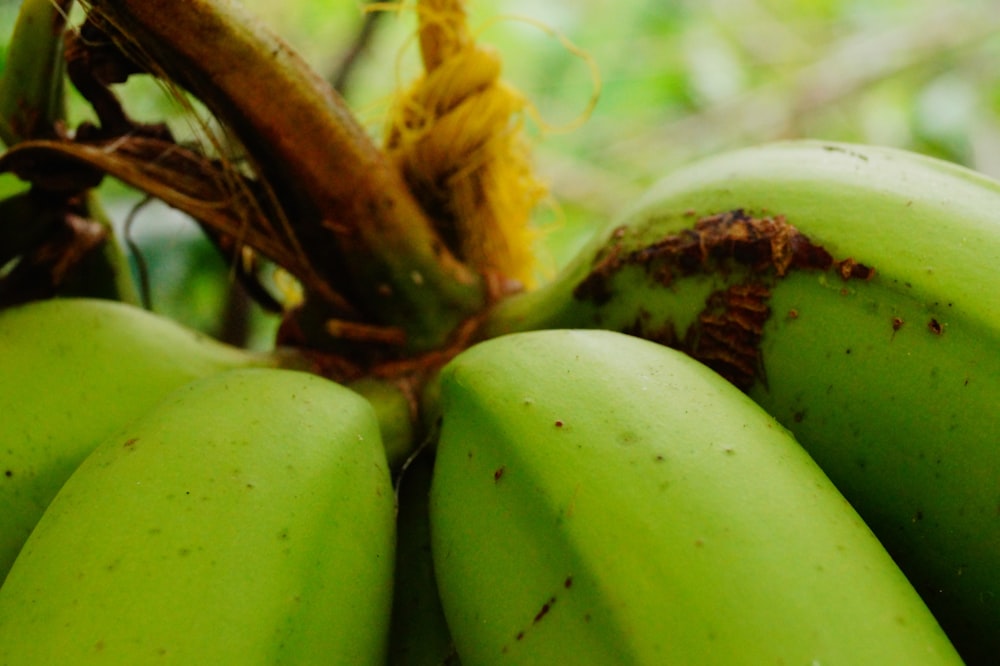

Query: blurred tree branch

[330,2,386,94]
[608,2,1000,175]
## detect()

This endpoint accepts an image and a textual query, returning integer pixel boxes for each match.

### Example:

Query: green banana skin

[484,140,1000,663]
[0,367,396,664]
[348,376,418,472]
[429,329,962,664]
[0,297,280,581]
[388,451,460,666]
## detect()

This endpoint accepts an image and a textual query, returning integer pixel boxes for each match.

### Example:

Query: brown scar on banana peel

[578,210,874,390]
[694,283,772,390]
[836,256,876,281]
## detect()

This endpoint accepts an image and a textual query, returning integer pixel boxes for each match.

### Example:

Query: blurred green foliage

[242,0,1000,262]
[2,0,999,343]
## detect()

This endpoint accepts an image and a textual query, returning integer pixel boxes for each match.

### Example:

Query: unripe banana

[429,329,962,664]
[388,452,460,666]
[348,376,418,471]
[0,367,396,664]
[0,297,280,579]
[485,140,1000,663]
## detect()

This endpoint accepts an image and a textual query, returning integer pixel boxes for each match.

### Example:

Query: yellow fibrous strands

[382,0,547,293]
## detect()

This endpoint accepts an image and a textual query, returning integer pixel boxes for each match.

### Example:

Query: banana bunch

[1,298,965,664]
[2,138,997,663]
[487,139,1000,663]
[428,328,962,664]
[0,366,396,664]
[0,297,281,579]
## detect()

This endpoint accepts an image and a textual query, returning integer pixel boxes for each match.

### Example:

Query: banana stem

[76,192,141,305]
[82,0,486,351]
[0,0,140,306]
[479,231,606,337]
[0,0,73,145]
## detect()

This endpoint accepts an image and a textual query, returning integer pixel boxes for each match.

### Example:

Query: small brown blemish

[494,466,506,482]
[4,469,12,478]
[787,309,799,319]
[892,317,904,332]
[836,257,875,281]
[793,410,806,423]
[516,631,525,641]
[928,318,943,335]
[564,576,573,588]
[554,420,564,428]
[123,437,138,448]
[533,597,557,624]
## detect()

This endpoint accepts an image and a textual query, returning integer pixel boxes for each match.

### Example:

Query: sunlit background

[2,0,999,344]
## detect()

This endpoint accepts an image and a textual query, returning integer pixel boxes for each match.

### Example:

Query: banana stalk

[0,0,70,145]
[29,0,485,351]
[483,140,1000,663]
[0,0,139,305]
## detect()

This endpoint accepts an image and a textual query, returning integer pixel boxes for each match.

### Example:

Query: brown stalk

[78,0,486,351]
[0,136,353,313]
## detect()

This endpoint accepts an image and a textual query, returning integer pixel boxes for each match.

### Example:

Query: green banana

[348,376,418,471]
[429,329,962,664]
[388,451,460,666]
[485,140,1000,662]
[0,297,280,580]
[0,366,395,664]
